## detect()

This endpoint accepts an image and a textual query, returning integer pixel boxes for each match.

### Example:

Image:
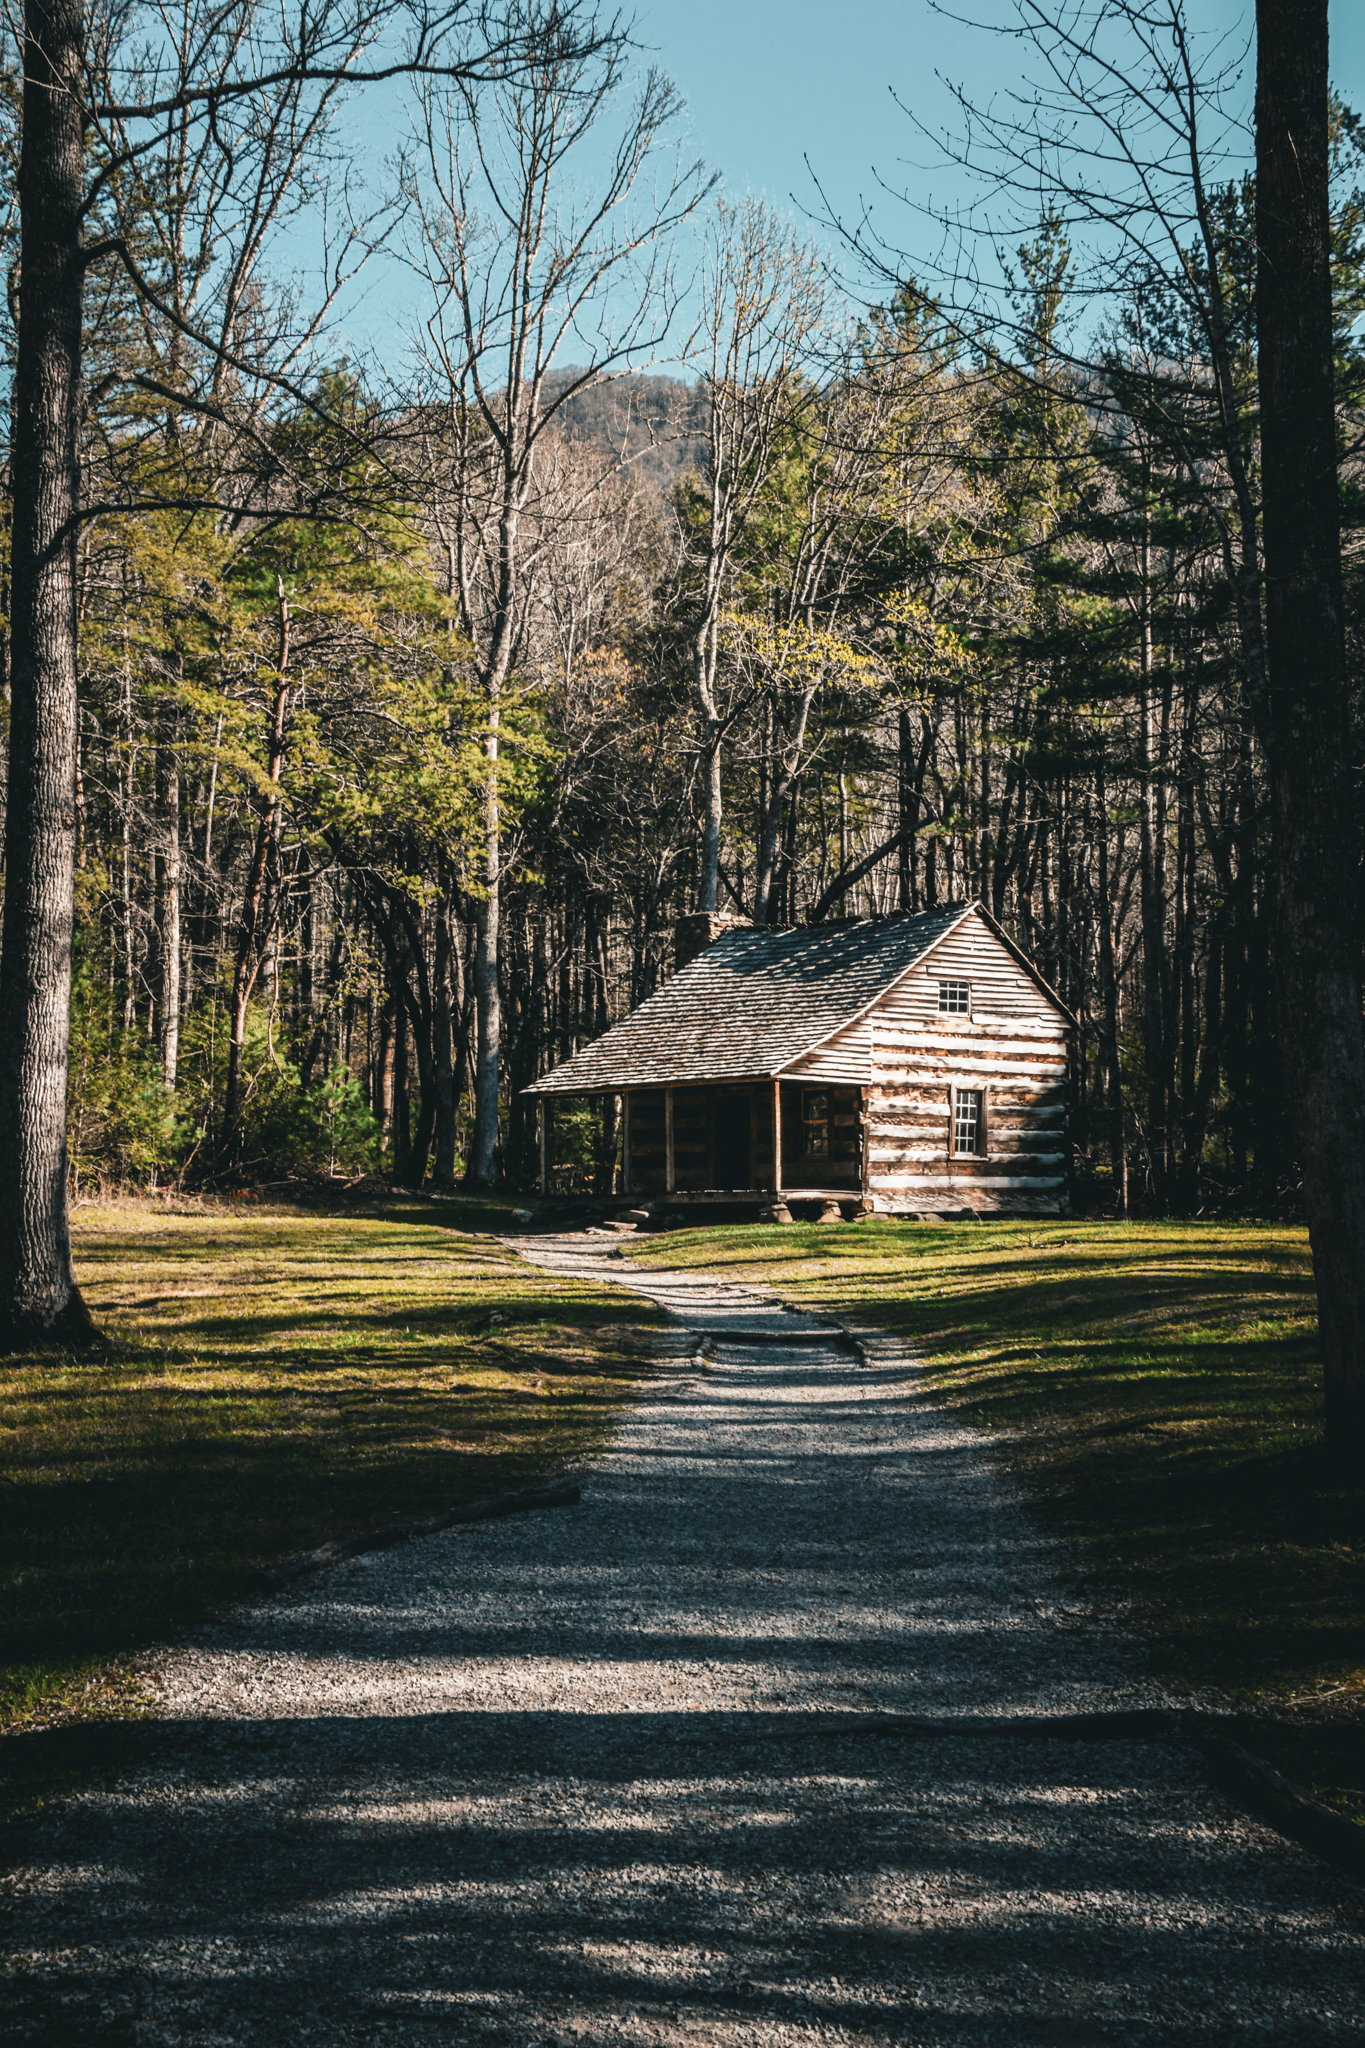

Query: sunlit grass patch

[0,1197,662,1751]
[623,1217,1362,1711]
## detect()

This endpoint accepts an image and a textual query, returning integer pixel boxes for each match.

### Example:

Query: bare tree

[400,1,709,1187]
[678,197,828,914]
[0,0,619,1340]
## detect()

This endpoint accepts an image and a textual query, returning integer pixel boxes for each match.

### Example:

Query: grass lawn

[0,1192,664,1807]
[624,1216,1365,1820]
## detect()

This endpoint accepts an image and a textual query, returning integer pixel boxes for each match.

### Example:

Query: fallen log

[262,1482,581,1590]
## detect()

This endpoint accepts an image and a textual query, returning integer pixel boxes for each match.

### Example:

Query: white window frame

[938,978,971,1015]
[949,1082,989,1158]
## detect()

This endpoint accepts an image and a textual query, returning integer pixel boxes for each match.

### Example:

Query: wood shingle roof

[524,901,980,1095]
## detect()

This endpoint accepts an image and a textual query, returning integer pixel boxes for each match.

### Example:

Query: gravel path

[5,1232,1362,2046]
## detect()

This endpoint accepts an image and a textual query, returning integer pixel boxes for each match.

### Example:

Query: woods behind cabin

[1,3,1363,1218]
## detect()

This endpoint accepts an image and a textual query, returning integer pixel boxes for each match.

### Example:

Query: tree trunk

[897,706,914,911]
[1256,0,1365,1450]
[1138,669,1167,1209]
[398,993,437,1187]
[0,0,96,1343]
[155,691,181,1091]
[220,590,289,1166]
[467,715,502,1187]
[376,997,396,1154]
[696,711,723,914]
[393,994,411,1173]
[433,894,458,1189]
[1095,778,1128,1215]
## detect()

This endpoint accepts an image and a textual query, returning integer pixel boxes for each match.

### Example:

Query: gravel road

[5,1230,1362,2046]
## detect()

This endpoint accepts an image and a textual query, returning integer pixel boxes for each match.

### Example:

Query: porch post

[665,1087,675,1194]
[622,1092,633,1196]
[539,1098,550,1196]
[772,1078,783,1194]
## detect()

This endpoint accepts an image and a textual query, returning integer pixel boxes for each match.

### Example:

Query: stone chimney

[674,911,751,973]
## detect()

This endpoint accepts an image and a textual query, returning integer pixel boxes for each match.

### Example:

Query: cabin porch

[535,1080,865,1202]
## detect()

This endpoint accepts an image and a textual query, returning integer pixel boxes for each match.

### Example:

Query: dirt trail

[5,1232,1361,2046]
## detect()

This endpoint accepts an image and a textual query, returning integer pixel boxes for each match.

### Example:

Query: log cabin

[523,900,1074,1217]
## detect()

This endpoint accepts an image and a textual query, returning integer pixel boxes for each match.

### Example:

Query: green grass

[0,1193,664,1759]
[624,1217,1365,1812]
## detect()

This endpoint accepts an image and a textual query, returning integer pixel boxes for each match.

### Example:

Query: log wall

[861,913,1069,1215]
[611,909,1070,1213]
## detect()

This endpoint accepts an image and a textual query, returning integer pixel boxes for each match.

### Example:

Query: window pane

[802,1091,829,1157]
[938,979,970,1014]
[954,1089,982,1154]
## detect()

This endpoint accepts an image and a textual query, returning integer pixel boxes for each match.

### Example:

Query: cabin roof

[524,900,1066,1096]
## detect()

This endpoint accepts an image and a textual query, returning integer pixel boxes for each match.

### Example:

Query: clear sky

[629,0,1365,216]
[331,1,1365,365]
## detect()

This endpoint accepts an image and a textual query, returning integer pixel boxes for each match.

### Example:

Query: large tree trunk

[1095,777,1128,1216]
[432,894,458,1189]
[155,691,181,1091]
[220,642,288,1166]
[695,689,723,914]
[467,716,502,1187]
[1256,0,1365,1450]
[0,0,96,1344]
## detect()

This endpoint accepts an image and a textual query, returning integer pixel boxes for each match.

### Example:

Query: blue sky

[630,0,1365,223]
[332,1,1365,367]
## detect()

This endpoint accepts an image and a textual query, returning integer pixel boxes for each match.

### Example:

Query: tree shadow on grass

[2,1208,672,1744]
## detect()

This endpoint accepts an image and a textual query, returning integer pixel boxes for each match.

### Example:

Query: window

[953,1088,983,1156]
[939,979,971,1014]
[801,1089,829,1157]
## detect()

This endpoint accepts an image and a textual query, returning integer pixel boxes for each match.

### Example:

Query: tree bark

[433,892,458,1189]
[468,712,502,1186]
[0,0,96,1343]
[1095,777,1128,1216]
[695,684,724,914]
[155,688,181,1091]
[1138,666,1167,1209]
[1256,0,1365,1450]
[220,585,290,1165]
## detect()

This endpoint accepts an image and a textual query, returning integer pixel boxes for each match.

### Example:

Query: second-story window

[938,979,971,1014]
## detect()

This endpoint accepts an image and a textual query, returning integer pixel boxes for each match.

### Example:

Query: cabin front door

[712,1090,752,1189]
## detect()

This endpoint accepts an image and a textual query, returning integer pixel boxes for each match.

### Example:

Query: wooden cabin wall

[626,1085,774,1194]
[782,1019,873,1085]
[673,1089,712,1190]
[630,1090,667,1193]
[751,1089,774,1189]
[865,918,1069,1214]
[883,922,1060,1025]
[779,1083,861,1189]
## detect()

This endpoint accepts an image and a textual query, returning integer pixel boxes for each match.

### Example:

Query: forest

[1,0,1363,1229]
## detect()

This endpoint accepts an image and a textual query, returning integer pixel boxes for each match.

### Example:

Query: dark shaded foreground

[6,1705,1363,2047]
[5,1260,1362,2047]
